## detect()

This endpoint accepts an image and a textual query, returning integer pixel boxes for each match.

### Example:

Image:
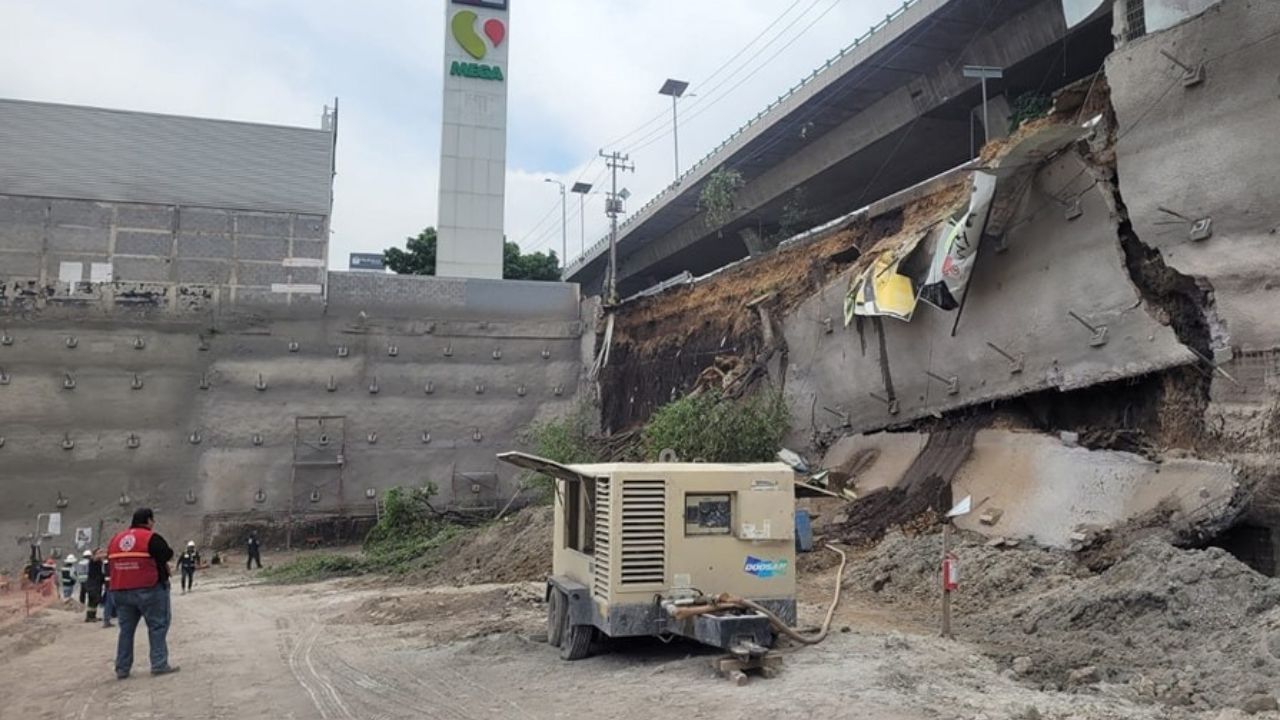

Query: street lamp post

[543,178,567,265]
[570,182,593,260]
[658,79,690,183]
[962,65,1004,150]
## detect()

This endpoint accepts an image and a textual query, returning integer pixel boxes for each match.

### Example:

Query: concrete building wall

[0,99,333,215]
[0,273,582,568]
[0,195,329,311]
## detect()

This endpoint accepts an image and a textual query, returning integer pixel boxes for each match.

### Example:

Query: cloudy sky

[0,0,906,268]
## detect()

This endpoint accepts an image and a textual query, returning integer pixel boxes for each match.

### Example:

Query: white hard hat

[187,540,195,547]
[83,550,92,557]
[65,554,76,562]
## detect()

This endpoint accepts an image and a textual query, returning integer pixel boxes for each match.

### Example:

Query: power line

[518,1,828,255]
[597,0,809,151]
[524,164,610,254]
[621,0,835,154]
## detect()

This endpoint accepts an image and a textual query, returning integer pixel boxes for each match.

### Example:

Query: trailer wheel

[546,588,566,648]
[559,617,593,661]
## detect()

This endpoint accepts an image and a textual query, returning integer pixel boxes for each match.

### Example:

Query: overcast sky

[0,0,906,268]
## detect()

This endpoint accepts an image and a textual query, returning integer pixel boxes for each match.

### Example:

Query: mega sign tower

[437,0,510,279]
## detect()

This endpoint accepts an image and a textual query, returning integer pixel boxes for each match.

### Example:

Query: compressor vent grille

[592,478,611,600]
[619,479,666,586]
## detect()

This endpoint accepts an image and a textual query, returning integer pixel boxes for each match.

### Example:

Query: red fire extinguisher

[941,552,959,592]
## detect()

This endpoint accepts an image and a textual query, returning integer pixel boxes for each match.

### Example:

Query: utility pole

[571,182,593,260]
[544,178,567,266]
[599,150,634,305]
[659,79,690,184]
[962,65,1004,148]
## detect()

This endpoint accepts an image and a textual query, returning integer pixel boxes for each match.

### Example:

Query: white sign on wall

[436,0,510,280]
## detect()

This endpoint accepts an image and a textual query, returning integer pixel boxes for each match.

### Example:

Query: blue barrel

[794,509,814,553]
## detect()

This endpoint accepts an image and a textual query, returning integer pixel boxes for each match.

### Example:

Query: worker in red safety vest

[106,507,179,680]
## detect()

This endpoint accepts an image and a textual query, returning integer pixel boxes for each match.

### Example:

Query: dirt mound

[337,582,545,645]
[420,505,553,586]
[845,530,1280,710]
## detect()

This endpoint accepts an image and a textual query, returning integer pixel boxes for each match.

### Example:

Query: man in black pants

[84,548,106,622]
[107,507,178,678]
[246,532,262,570]
[178,542,200,594]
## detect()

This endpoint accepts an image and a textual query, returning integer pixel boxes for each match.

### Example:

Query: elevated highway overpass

[565,0,1112,297]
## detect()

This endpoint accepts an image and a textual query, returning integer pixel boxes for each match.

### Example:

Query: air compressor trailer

[497,452,797,660]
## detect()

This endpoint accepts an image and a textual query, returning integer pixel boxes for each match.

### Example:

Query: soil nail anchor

[1068,311,1109,347]
[869,392,900,415]
[985,342,1025,374]
[924,370,960,396]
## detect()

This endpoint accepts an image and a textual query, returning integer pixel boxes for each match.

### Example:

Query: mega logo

[744,556,789,578]
[450,10,506,81]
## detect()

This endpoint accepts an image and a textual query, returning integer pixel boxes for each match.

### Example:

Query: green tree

[503,240,561,281]
[642,390,790,463]
[384,228,561,281]
[384,227,437,275]
[699,167,745,230]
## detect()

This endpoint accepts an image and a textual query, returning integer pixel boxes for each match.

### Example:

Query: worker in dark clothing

[107,507,179,679]
[178,541,200,593]
[84,548,106,622]
[101,556,116,628]
[246,532,262,570]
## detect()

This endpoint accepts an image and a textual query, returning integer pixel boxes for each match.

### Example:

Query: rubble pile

[844,531,1280,710]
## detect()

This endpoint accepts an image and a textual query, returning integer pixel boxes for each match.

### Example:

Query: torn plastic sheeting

[918,170,997,311]
[842,119,1094,324]
[843,243,924,324]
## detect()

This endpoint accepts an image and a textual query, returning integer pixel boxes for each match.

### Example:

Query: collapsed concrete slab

[820,432,927,496]
[783,145,1194,439]
[952,430,1237,546]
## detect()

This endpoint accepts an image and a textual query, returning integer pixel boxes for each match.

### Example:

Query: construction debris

[843,529,1280,709]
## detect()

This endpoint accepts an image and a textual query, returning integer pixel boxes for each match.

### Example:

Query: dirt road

[0,562,1209,720]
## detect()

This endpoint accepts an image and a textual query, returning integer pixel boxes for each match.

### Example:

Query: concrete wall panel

[179,208,233,234]
[1108,0,1280,351]
[176,259,232,285]
[238,237,289,261]
[235,262,290,287]
[50,199,112,228]
[235,213,291,238]
[295,215,326,240]
[0,225,44,253]
[291,240,326,260]
[113,256,172,283]
[0,251,41,277]
[0,195,48,225]
[115,231,173,257]
[782,151,1193,437]
[115,204,175,230]
[0,293,582,567]
[176,233,233,259]
[48,225,109,253]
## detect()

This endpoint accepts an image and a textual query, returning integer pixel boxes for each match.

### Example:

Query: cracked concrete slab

[783,149,1194,438]
[1108,0,1280,352]
[952,429,1238,547]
